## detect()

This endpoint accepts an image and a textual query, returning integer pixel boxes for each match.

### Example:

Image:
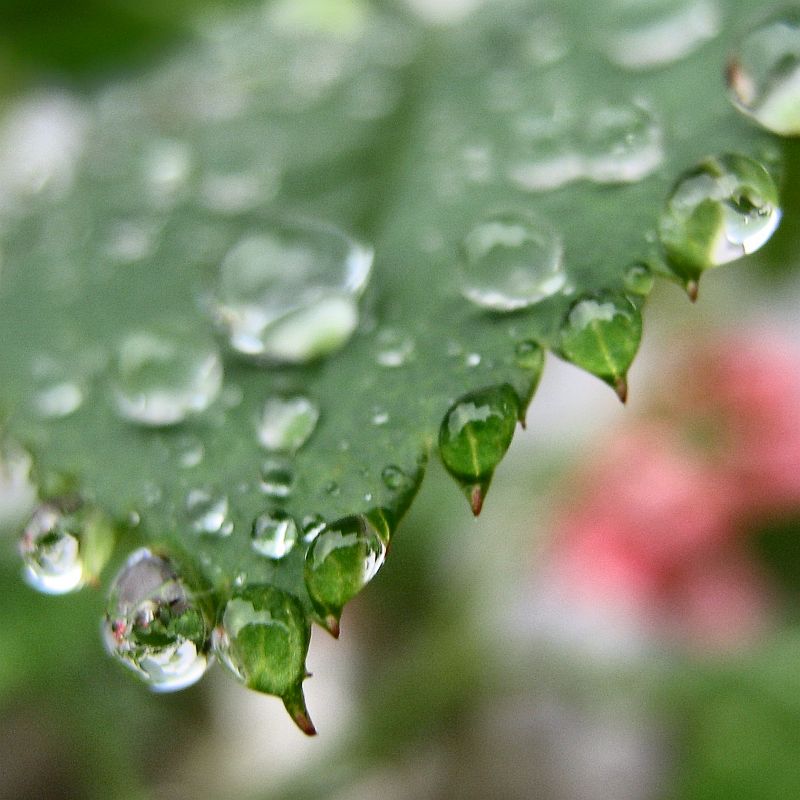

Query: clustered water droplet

[658,153,781,286]
[103,548,211,692]
[460,211,565,311]
[112,325,223,427]
[209,218,373,363]
[727,10,800,136]
[256,395,319,452]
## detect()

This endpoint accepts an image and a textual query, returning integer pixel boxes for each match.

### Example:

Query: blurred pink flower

[546,329,800,652]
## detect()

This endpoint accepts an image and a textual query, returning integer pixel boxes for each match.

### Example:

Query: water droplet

[251,510,298,559]
[728,11,800,136]
[304,514,387,626]
[176,435,204,468]
[256,396,319,452]
[465,352,482,368]
[18,502,114,595]
[210,219,373,362]
[603,0,721,70]
[186,489,231,536]
[104,219,158,264]
[0,441,36,530]
[438,385,520,514]
[143,139,192,204]
[212,585,314,734]
[112,325,223,427]
[623,263,655,296]
[381,464,409,492]
[460,212,565,311]
[301,514,326,543]
[557,292,642,401]
[34,381,84,419]
[514,340,544,371]
[375,328,415,368]
[371,408,389,426]
[103,548,210,692]
[260,459,295,499]
[578,103,664,184]
[658,154,781,284]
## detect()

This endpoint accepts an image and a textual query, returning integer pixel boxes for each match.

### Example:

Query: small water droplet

[557,292,642,400]
[112,325,223,427]
[623,263,655,296]
[143,139,192,204]
[186,489,231,536]
[260,459,295,499]
[176,435,204,468]
[438,385,520,514]
[104,219,158,264]
[460,211,565,311]
[465,352,482,368]
[210,219,373,362]
[0,442,36,529]
[658,154,781,284]
[212,585,313,732]
[18,502,114,595]
[256,396,319,452]
[375,328,415,368]
[514,340,544,371]
[603,0,721,70]
[381,464,408,491]
[34,382,84,419]
[103,548,210,692]
[371,408,389,426]
[251,510,298,559]
[304,514,387,622]
[728,10,800,136]
[19,504,82,594]
[301,514,326,543]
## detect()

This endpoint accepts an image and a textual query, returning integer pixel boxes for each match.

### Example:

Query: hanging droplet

[658,154,781,285]
[19,502,114,595]
[251,510,298,559]
[623,263,655,296]
[112,325,223,427]
[103,548,211,692]
[209,219,373,363]
[259,459,295,499]
[256,396,319,453]
[212,585,315,735]
[557,292,642,402]
[186,489,231,536]
[728,11,800,136]
[304,514,387,635]
[460,211,565,311]
[438,384,520,515]
[578,103,664,184]
[301,514,326,543]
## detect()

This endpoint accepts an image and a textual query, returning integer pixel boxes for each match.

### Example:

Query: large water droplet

[251,510,298,559]
[213,585,314,734]
[112,325,223,427]
[658,154,781,284]
[603,0,721,70]
[210,219,373,362]
[186,489,231,536]
[438,384,520,514]
[18,502,114,594]
[557,292,642,401]
[256,396,319,452]
[460,212,565,311]
[304,514,387,632]
[103,548,210,692]
[727,10,800,136]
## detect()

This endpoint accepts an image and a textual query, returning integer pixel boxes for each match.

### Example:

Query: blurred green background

[4,1,800,799]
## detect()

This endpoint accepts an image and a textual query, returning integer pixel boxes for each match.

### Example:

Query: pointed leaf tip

[470,484,485,516]
[615,376,628,404]
[686,280,699,302]
[283,687,317,736]
[324,614,340,639]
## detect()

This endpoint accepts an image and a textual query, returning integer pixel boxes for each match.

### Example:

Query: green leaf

[0,0,790,727]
